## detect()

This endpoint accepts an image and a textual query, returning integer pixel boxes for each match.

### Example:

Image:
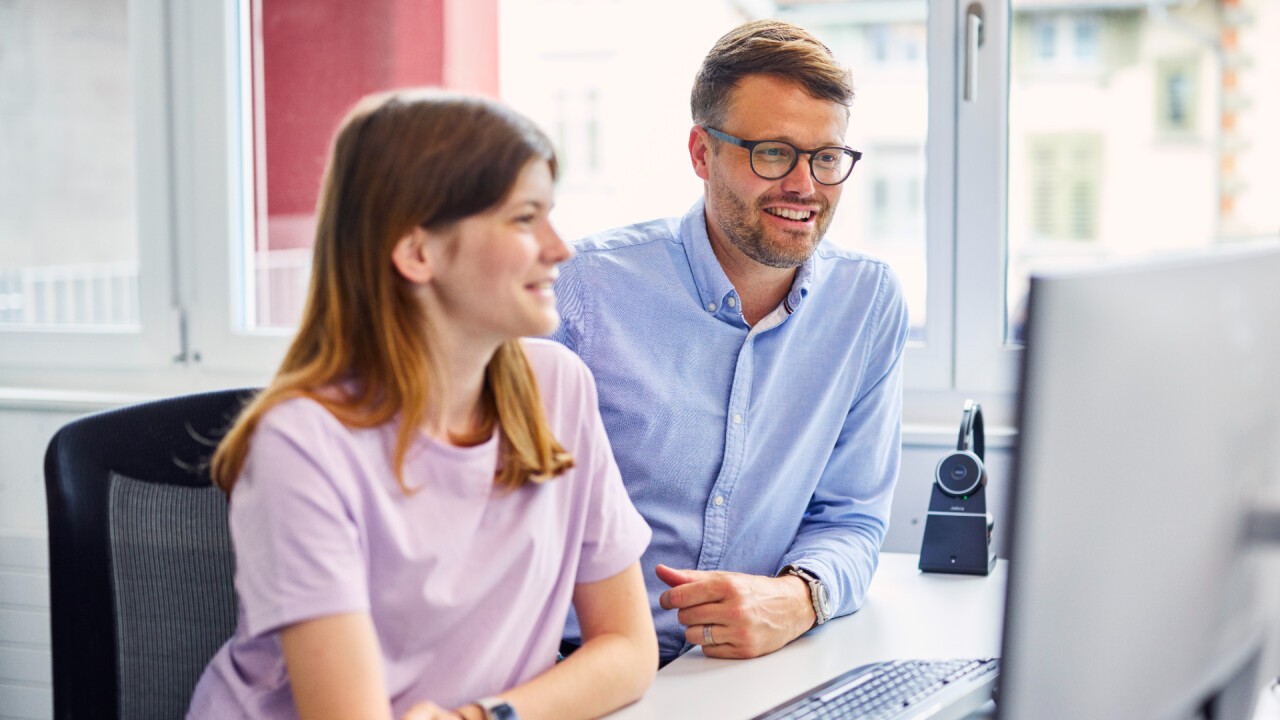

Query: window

[1026,134,1102,243]
[0,0,180,373]
[865,23,925,68]
[1024,11,1103,73]
[1004,0,1280,360]
[1073,16,1100,63]
[243,0,495,331]
[863,144,927,332]
[1032,17,1057,61]
[5,0,1280,429]
[0,0,137,328]
[544,80,606,185]
[1157,58,1199,135]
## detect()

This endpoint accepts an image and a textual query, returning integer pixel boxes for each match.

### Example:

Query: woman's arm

[282,612,394,720]
[458,562,656,720]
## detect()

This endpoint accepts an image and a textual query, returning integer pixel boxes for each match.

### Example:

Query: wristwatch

[782,565,831,626]
[475,697,519,720]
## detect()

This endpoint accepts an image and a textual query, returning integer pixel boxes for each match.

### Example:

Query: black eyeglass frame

[702,126,863,186]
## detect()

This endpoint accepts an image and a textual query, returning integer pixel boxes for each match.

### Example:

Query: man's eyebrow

[767,134,846,148]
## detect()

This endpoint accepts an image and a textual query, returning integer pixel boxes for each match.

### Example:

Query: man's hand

[655,564,816,659]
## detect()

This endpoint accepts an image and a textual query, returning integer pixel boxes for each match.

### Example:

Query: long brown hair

[212,89,573,494]
[691,19,854,129]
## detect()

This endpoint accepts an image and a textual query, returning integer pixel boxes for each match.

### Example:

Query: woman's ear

[391,227,436,284]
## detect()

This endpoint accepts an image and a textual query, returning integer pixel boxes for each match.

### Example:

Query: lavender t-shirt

[188,340,651,718]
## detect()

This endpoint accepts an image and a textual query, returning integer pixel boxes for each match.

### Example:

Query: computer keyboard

[752,657,1000,720]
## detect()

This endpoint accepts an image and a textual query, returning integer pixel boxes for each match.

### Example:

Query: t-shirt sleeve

[564,352,652,584]
[228,401,370,637]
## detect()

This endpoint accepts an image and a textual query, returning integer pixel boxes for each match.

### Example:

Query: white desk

[608,552,1006,720]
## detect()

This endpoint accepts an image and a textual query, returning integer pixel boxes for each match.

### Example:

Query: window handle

[964,2,985,102]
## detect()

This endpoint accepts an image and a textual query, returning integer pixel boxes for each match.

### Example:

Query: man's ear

[689,126,712,181]
[391,226,436,285]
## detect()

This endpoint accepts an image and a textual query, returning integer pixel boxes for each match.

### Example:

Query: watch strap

[782,564,830,625]
[475,697,519,720]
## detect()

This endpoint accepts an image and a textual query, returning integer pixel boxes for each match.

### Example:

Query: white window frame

[170,0,291,375]
[904,0,961,401]
[951,0,1019,425]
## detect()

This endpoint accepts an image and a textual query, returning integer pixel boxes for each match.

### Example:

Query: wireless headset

[919,398,996,575]
[934,400,986,497]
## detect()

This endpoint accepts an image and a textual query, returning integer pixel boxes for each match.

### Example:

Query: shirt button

[732,413,742,425]
[706,302,716,312]
[727,297,737,308]
[714,495,725,506]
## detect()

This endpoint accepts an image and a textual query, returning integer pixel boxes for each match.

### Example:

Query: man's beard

[711,183,835,269]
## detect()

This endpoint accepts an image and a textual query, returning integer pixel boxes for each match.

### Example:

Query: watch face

[490,703,519,720]
[815,583,831,613]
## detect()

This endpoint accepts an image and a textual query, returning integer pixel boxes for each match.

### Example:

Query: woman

[188,89,656,720]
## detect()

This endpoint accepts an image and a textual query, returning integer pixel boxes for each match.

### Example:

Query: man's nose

[779,155,816,195]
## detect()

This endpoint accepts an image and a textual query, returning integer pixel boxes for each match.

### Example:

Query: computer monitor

[998,245,1280,720]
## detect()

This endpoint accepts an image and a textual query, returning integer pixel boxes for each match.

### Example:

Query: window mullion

[954,0,1019,403]
[171,0,287,377]
[904,0,961,394]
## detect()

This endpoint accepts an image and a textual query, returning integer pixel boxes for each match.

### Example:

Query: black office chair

[44,388,257,720]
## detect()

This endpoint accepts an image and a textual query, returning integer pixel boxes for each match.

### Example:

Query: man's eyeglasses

[702,127,862,186]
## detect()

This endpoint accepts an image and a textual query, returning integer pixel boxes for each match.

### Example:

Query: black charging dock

[919,400,996,576]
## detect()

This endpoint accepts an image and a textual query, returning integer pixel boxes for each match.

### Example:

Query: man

[550,19,909,664]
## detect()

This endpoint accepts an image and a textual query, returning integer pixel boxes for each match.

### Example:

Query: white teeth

[766,207,813,221]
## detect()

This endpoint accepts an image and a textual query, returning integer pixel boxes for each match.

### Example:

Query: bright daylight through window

[0,0,138,329]
[1006,0,1280,343]
[1,0,1277,400]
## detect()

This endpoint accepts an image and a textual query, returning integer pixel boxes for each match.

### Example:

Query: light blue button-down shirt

[551,199,909,659]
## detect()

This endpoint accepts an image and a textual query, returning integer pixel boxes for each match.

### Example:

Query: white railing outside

[0,260,139,327]
[252,247,311,329]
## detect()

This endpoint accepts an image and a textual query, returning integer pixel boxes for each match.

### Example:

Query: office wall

[0,407,68,720]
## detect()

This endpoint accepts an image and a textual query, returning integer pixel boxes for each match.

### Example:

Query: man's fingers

[658,576,727,610]
[683,623,763,659]
[684,623,708,646]
[683,623,739,648]
[656,566,728,610]
[676,601,734,628]
[703,641,754,660]
[654,563,702,588]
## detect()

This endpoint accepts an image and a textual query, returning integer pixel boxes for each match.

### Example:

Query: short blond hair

[691,19,854,128]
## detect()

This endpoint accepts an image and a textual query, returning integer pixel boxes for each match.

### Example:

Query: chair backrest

[44,389,257,720]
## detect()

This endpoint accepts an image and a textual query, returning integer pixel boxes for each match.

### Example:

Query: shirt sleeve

[780,267,910,618]
[563,351,652,584]
[229,401,370,637]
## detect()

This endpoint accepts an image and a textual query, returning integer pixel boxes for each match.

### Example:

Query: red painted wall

[256,0,497,250]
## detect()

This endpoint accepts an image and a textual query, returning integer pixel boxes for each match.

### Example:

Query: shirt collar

[678,198,816,325]
[678,198,738,320]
